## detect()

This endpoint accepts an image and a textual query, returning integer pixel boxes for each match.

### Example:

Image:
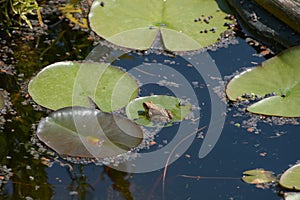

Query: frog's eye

[142,102,149,110]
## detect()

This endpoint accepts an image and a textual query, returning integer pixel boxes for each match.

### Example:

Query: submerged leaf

[36,106,143,158]
[28,61,138,112]
[0,90,4,110]
[125,95,192,127]
[280,163,300,190]
[226,46,300,117]
[89,0,234,51]
[59,4,88,28]
[242,169,276,184]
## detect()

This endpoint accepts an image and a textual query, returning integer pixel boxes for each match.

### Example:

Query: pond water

[0,2,299,200]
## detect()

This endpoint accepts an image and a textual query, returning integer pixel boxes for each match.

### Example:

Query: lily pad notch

[226,46,300,117]
[89,0,235,51]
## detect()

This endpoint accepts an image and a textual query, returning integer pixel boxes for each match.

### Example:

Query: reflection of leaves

[104,167,133,200]
[279,163,300,190]
[226,46,300,117]
[36,107,143,158]
[242,169,276,184]
[89,0,234,51]
[0,90,52,199]
[59,4,88,28]
[67,165,94,199]
[0,90,5,110]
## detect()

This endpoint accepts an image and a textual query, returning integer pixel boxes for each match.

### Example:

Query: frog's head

[142,101,153,111]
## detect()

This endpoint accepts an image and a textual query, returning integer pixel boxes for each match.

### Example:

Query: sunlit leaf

[89,0,234,51]
[36,106,144,158]
[226,46,300,117]
[242,169,276,184]
[280,163,300,190]
[28,61,138,112]
[125,95,192,127]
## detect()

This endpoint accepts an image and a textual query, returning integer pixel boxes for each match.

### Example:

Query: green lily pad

[280,163,300,190]
[125,95,192,127]
[28,61,138,112]
[242,169,276,184]
[284,192,300,200]
[226,46,300,117]
[89,0,234,51]
[36,106,143,158]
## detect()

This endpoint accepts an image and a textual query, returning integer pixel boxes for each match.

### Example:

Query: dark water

[0,10,299,200]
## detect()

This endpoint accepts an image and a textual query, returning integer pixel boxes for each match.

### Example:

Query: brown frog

[142,101,173,123]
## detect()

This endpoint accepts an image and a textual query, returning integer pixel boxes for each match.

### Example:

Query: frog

[142,101,173,123]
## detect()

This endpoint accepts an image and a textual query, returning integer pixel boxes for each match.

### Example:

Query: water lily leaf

[125,95,192,127]
[284,192,300,200]
[242,169,276,184]
[226,46,300,117]
[36,106,143,158]
[280,163,300,190]
[28,61,138,112]
[89,0,234,51]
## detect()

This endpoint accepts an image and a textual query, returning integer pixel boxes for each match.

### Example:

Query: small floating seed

[203,18,210,24]
[224,22,231,27]
[210,27,216,33]
[194,17,201,22]
[225,14,234,20]
[100,1,105,7]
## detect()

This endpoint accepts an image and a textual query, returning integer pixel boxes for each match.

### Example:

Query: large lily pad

[242,169,276,184]
[279,163,300,190]
[226,46,300,117]
[89,0,234,51]
[28,61,138,112]
[125,95,192,127]
[36,106,143,158]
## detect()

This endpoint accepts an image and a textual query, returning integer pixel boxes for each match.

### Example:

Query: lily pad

[28,61,138,112]
[125,95,192,127]
[242,169,276,184]
[226,46,300,117]
[89,0,234,51]
[36,106,143,158]
[279,163,300,190]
